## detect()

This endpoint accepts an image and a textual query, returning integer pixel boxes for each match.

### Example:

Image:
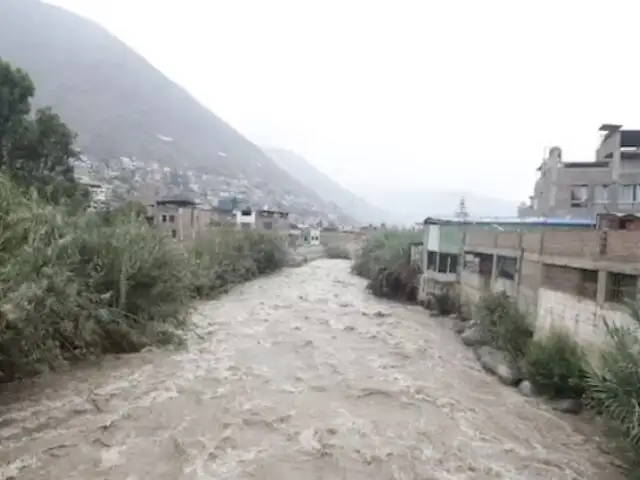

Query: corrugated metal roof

[597,212,640,219]
[423,216,595,226]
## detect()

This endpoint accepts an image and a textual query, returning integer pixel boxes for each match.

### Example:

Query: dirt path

[0,260,622,479]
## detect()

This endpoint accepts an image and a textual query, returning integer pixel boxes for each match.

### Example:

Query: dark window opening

[171,229,177,239]
[427,251,437,271]
[437,253,458,274]
[606,272,637,304]
[497,256,517,280]
[577,268,598,300]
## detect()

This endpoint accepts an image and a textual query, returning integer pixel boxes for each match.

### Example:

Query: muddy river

[0,260,623,479]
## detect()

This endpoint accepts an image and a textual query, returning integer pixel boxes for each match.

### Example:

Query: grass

[189,229,287,298]
[586,301,640,469]
[472,293,640,476]
[424,289,462,316]
[0,176,287,383]
[352,230,421,301]
[474,291,534,361]
[324,244,351,260]
[525,327,588,399]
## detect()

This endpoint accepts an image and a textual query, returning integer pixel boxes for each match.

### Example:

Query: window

[606,272,637,304]
[620,184,640,204]
[448,254,459,274]
[497,256,517,280]
[169,214,175,223]
[263,221,273,230]
[436,253,458,274]
[162,214,167,223]
[577,269,598,300]
[171,229,177,239]
[593,185,609,204]
[426,251,437,271]
[569,185,588,207]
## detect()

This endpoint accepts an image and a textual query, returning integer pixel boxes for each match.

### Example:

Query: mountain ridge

[264,148,398,225]
[0,0,354,223]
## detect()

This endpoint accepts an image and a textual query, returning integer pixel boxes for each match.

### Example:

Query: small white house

[235,208,255,229]
[302,227,320,245]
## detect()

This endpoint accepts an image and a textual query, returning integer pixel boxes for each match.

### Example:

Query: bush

[352,230,421,301]
[189,229,287,298]
[0,180,194,381]
[324,244,351,260]
[475,291,533,360]
[0,177,288,382]
[431,289,461,316]
[525,327,588,399]
[586,301,640,453]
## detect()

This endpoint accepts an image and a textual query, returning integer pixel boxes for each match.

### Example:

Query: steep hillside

[264,148,398,225]
[0,0,352,222]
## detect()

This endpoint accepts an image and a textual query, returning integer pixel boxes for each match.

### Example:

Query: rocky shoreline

[446,312,586,415]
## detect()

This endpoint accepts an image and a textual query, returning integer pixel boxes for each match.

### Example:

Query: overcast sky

[48,0,640,202]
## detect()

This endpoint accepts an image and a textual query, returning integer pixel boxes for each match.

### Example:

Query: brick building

[520,124,640,218]
[150,194,212,241]
[255,209,290,231]
[444,214,640,351]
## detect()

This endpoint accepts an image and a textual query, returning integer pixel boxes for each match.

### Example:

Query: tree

[0,59,87,204]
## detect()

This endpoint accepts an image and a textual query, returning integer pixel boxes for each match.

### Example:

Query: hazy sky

[48,0,640,202]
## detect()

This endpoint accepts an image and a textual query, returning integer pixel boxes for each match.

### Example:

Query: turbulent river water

[0,260,624,479]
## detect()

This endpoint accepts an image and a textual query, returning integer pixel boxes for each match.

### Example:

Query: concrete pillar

[515,249,524,297]
[490,254,498,290]
[515,232,524,296]
[457,228,467,283]
[596,270,608,306]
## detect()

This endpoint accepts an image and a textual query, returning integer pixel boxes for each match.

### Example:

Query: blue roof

[423,216,595,227]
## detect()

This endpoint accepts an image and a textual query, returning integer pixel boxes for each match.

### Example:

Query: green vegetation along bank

[352,230,421,302]
[0,59,288,383]
[354,230,640,478]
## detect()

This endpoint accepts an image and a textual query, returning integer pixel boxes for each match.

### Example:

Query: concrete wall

[459,271,485,304]
[459,227,640,351]
[536,288,635,350]
[154,204,212,241]
[465,228,640,263]
[255,211,289,231]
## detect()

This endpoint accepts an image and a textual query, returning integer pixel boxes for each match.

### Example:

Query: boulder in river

[474,346,522,386]
[460,323,490,347]
[451,319,467,334]
[550,398,584,415]
[517,380,537,397]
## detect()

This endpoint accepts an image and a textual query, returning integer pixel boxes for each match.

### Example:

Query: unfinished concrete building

[520,124,640,219]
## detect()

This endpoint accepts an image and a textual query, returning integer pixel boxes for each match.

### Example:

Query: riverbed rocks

[517,380,536,397]
[550,398,584,415]
[447,310,586,415]
[451,318,467,334]
[460,322,490,347]
[474,346,522,386]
